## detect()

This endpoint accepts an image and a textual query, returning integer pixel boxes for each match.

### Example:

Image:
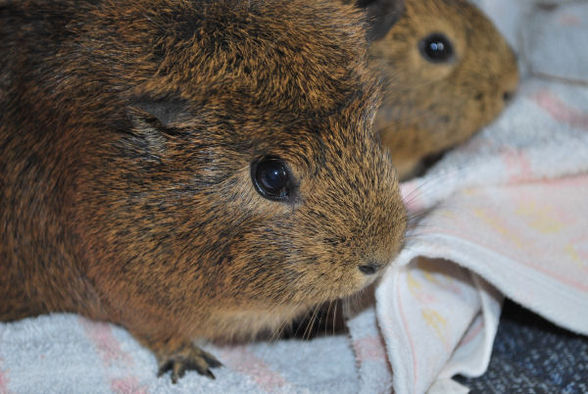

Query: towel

[1,1,587,393]
[0,313,362,393]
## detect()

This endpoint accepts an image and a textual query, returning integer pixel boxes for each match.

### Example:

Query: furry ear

[129,95,191,128]
[124,96,192,159]
[356,0,405,41]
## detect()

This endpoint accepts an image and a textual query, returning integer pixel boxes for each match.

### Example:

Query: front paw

[156,342,222,383]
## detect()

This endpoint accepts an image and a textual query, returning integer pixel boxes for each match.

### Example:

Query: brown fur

[0,0,406,382]
[368,0,520,179]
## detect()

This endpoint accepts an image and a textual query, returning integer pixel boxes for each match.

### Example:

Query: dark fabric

[456,300,588,393]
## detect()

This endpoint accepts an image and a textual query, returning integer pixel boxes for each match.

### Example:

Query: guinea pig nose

[358,262,380,275]
[503,90,515,103]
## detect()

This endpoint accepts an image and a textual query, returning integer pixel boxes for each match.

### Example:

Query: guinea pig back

[0,0,406,382]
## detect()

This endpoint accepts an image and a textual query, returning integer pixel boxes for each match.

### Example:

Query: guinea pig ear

[356,0,405,41]
[128,95,191,129]
[124,97,191,158]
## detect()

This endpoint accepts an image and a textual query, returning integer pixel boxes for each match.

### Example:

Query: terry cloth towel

[350,1,588,393]
[1,1,587,393]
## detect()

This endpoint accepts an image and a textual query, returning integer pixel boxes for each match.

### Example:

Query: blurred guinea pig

[366,0,520,179]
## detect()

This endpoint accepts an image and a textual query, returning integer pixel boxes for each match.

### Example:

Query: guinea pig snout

[502,90,515,103]
[358,261,381,275]
[501,70,519,104]
[500,51,520,105]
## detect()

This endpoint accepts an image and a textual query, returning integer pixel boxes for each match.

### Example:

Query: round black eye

[251,156,294,202]
[419,33,454,63]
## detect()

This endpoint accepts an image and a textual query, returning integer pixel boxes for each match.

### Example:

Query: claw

[202,352,223,369]
[171,362,186,383]
[203,368,216,380]
[157,361,169,377]
[156,342,222,383]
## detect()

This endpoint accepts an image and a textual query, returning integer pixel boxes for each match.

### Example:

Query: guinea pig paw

[156,344,223,383]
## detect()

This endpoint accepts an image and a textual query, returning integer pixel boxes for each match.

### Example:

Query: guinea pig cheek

[283,240,381,302]
[284,264,366,304]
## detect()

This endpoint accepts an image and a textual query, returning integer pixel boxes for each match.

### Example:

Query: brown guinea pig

[368,0,520,179]
[0,0,406,383]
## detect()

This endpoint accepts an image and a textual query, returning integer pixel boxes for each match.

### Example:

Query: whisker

[324,300,334,337]
[332,299,338,336]
[292,307,309,339]
[401,175,452,207]
[303,304,321,341]
[406,210,433,226]
[270,312,294,342]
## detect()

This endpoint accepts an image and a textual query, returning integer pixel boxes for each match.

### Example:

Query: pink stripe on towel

[111,377,147,394]
[353,335,387,362]
[457,317,484,347]
[0,365,8,394]
[0,326,9,394]
[80,318,147,393]
[533,90,588,130]
[502,149,533,183]
[397,280,419,387]
[80,318,132,366]
[220,346,288,392]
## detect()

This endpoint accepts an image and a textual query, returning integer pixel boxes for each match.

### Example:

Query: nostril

[358,263,379,275]
[503,90,514,102]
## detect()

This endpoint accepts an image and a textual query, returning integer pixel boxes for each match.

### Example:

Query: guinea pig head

[72,0,406,340]
[368,0,520,179]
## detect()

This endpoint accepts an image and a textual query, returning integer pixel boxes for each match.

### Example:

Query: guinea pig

[0,0,406,383]
[367,0,520,179]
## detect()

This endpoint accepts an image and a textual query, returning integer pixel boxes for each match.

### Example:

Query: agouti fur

[0,0,406,382]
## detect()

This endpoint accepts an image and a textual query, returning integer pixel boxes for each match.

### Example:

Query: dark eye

[251,156,294,202]
[419,33,454,63]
